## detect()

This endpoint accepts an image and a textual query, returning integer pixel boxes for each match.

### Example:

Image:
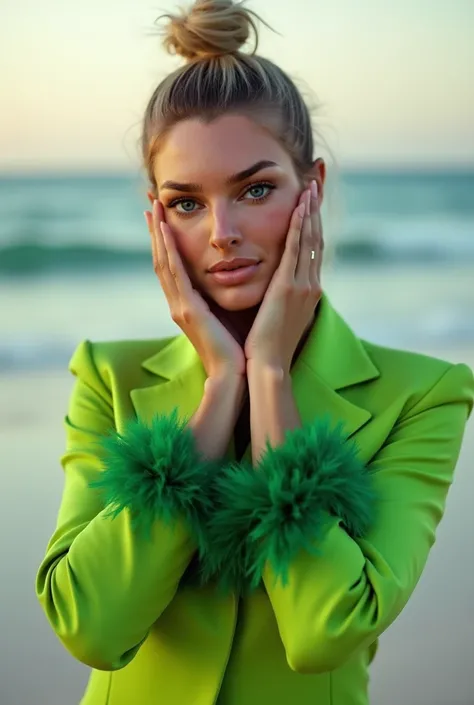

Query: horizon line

[1,163,474,179]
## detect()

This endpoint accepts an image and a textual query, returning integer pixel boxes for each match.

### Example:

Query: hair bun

[160,0,260,62]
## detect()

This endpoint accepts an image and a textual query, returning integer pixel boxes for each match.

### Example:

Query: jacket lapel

[130,335,206,425]
[291,294,379,440]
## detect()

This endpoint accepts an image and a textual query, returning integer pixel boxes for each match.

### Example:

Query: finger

[160,219,195,300]
[313,212,324,283]
[309,181,323,284]
[151,200,177,296]
[144,208,160,275]
[295,189,312,282]
[152,200,168,270]
[145,208,159,270]
[279,197,306,281]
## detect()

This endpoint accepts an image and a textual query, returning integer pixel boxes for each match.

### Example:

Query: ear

[304,158,326,204]
[146,189,157,207]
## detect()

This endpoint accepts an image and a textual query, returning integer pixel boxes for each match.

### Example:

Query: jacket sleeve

[36,340,214,672]
[205,362,474,673]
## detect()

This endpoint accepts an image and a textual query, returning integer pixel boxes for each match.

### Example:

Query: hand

[144,200,246,380]
[244,181,323,373]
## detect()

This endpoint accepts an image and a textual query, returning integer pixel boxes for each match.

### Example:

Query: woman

[36,1,474,704]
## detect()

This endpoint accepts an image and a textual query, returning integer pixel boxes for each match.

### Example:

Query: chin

[208,283,266,312]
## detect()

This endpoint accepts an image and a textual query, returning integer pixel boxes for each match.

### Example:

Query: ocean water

[1,169,474,372]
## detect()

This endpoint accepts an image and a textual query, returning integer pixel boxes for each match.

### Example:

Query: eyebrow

[159,160,279,193]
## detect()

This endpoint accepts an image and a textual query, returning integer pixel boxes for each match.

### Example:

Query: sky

[1,0,474,172]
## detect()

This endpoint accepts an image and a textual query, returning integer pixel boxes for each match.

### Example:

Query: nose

[209,203,243,251]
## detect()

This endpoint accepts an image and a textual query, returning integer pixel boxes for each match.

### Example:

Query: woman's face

[151,114,321,311]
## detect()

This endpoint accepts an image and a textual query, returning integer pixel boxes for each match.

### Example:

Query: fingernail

[311,180,318,199]
[143,211,149,225]
[298,202,306,217]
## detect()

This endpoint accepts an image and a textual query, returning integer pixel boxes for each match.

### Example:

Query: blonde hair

[141,0,329,197]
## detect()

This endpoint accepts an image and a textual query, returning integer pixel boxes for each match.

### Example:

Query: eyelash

[167,181,276,218]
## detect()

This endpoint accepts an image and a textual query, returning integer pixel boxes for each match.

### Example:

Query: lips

[208,262,261,286]
[208,258,260,273]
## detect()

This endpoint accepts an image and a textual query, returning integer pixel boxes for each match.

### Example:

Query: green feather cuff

[205,417,377,591]
[90,409,217,557]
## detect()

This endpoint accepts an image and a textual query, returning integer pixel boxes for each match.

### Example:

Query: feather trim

[205,417,377,591]
[90,409,218,558]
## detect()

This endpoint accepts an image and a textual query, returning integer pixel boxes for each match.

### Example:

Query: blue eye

[244,183,274,201]
[248,185,266,198]
[175,199,198,213]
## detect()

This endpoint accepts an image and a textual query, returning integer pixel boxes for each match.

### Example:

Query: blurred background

[1,0,473,703]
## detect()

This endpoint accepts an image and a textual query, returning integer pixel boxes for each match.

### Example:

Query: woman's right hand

[144,200,246,380]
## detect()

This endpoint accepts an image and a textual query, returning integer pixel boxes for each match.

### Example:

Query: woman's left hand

[244,180,323,373]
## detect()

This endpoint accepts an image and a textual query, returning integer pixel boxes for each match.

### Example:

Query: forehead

[155,114,293,182]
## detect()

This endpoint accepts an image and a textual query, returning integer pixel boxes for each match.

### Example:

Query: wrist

[204,372,247,420]
[246,359,288,382]
[205,371,246,397]
[246,361,299,463]
[190,374,246,462]
[247,364,292,412]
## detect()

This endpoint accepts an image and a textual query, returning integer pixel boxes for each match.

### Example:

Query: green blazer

[36,295,474,705]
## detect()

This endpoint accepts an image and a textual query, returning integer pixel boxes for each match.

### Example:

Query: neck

[207,299,260,346]
[207,297,318,358]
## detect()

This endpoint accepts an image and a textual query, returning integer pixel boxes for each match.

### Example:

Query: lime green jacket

[36,296,474,705]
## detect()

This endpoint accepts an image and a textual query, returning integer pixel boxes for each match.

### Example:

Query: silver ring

[310,250,315,260]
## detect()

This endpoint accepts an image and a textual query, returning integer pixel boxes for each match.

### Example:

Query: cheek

[168,230,203,284]
[172,228,199,263]
[251,200,295,253]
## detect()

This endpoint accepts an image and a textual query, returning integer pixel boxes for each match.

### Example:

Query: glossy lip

[208,262,261,286]
[208,257,260,273]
